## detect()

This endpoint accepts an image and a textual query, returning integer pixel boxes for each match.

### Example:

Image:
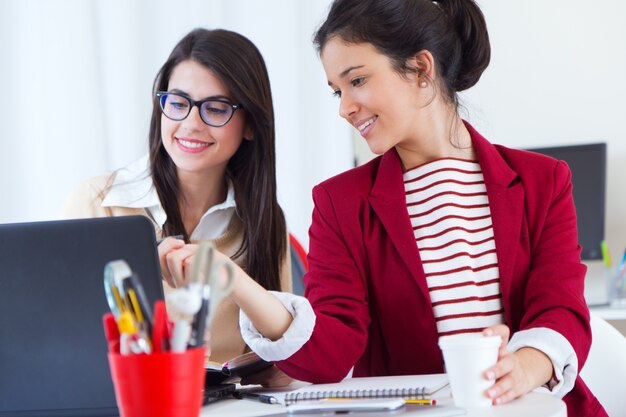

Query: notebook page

[281,374,449,404]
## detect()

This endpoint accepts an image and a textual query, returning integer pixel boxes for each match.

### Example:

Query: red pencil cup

[107,348,205,417]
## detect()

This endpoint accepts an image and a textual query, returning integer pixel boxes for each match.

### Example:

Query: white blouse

[101,154,236,240]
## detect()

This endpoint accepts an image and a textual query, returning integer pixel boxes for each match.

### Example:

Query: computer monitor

[527,143,607,260]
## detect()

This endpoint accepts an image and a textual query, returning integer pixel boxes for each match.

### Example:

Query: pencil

[405,399,437,405]
[233,391,279,405]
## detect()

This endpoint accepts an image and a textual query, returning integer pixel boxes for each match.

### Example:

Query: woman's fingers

[159,242,198,288]
[157,237,185,287]
[484,352,521,404]
[167,245,198,287]
[484,351,514,381]
[483,324,510,357]
[484,347,550,405]
[160,242,235,289]
[486,372,524,405]
[480,325,519,405]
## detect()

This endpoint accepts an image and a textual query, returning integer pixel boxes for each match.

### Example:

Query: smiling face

[321,38,427,155]
[161,59,250,179]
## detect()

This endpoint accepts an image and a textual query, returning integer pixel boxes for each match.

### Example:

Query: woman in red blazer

[270,125,605,416]
[166,0,606,414]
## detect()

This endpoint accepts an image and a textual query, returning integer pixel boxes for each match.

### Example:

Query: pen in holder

[104,302,206,417]
[610,251,626,307]
[103,259,207,417]
[602,241,626,307]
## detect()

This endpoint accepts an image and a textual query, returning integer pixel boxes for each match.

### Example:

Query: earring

[419,80,428,88]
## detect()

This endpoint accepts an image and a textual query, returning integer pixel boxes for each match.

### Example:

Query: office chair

[580,312,626,417]
[289,233,308,296]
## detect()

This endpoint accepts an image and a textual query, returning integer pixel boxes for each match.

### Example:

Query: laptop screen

[0,216,163,417]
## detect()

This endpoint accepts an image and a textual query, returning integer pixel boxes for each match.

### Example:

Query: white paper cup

[438,333,502,408]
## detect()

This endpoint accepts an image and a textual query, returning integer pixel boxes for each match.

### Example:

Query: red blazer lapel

[468,122,524,320]
[368,149,431,297]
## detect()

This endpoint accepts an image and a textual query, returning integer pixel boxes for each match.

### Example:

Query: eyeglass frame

[155,91,243,127]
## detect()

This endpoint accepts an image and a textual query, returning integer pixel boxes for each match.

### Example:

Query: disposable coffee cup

[438,333,501,407]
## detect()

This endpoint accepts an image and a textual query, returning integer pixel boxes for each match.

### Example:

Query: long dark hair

[148,28,286,291]
[313,0,490,105]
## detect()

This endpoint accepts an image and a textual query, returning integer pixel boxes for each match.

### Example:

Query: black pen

[233,391,280,405]
[122,272,154,336]
[188,284,209,348]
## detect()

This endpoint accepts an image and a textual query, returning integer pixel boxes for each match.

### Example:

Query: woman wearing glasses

[62,28,292,365]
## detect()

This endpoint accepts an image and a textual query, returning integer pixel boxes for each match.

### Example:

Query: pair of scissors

[166,242,235,349]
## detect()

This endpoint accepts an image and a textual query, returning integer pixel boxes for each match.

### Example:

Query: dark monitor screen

[527,143,606,260]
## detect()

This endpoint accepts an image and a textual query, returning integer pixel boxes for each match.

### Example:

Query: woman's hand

[160,239,294,342]
[157,237,196,288]
[482,325,553,405]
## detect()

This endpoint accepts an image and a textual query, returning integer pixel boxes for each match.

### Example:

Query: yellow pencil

[405,399,436,405]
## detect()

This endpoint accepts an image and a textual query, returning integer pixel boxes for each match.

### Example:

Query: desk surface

[200,391,566,417]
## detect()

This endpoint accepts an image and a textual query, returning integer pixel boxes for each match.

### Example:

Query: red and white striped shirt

[404,158,505,336]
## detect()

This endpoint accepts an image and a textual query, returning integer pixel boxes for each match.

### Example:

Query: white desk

[199,391,566,417]
[435,392,566,417]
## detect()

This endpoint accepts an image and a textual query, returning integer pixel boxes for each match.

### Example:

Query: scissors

[166,241,235,348]
[104,260,132,318]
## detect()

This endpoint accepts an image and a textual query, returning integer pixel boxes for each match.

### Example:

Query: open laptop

[0,216,163,417]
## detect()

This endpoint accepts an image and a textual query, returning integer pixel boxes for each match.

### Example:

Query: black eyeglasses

[156,91,242,127]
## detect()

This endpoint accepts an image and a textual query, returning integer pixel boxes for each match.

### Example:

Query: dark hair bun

[436,0,491,91]
[314,0,491,97]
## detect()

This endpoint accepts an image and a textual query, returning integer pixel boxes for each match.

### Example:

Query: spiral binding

[284,387,427,405]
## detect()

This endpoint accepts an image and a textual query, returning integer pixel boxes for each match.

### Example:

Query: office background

[1,0,625,264]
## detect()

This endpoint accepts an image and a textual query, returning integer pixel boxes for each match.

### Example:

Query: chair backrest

[580,313,626,417]
[289,233,308,296]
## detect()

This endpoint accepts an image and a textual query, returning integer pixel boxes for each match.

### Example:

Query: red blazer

[277,124,605,416]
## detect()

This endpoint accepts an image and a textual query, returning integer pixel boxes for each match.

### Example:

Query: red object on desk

[151,300,170,353]
[108,347,205,417]
[103,313,120,354]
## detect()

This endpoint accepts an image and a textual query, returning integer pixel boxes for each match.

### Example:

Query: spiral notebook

[282,374,449,405]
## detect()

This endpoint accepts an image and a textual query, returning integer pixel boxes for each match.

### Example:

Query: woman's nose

[338,92,358,120]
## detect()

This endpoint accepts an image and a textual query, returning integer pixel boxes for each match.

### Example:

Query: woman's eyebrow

[328,65,365,86]
[340,65,365,78]
[167,89,231,101]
